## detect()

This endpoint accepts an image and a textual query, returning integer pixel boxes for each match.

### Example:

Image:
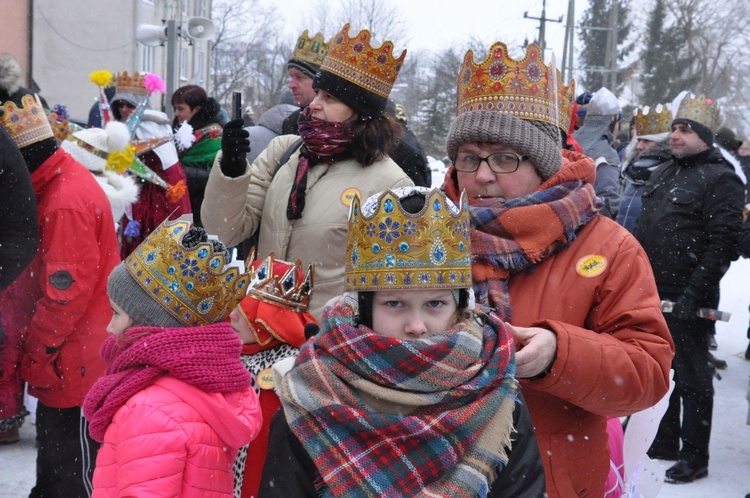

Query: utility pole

[603,0,619,89]
[561,0,576,83]
[524,0,563,54]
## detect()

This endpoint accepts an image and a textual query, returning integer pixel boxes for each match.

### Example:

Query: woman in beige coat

[202,24,413,318]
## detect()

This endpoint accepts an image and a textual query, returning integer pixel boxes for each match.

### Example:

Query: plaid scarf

[277,301,518,498]
[287,108,352,219]
[466,181,600,320]
[83,323,251,443]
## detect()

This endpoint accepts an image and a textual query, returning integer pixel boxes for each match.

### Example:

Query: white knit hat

[60,121,130,172]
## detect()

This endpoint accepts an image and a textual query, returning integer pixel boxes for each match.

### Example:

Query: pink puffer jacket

[92,376,261,497]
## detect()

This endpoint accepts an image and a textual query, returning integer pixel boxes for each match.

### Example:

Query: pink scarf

[83,323,251,442]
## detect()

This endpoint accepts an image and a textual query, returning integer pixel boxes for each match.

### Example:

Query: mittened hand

[220,118,251,178]
[672,290,700,320]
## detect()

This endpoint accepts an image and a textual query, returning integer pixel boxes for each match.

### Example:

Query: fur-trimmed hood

[93,171,140,227]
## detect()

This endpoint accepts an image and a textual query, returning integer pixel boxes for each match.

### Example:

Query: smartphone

[232,91,242,121]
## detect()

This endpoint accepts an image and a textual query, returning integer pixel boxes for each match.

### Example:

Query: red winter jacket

[444,149,674,498]
[14,149,120,408]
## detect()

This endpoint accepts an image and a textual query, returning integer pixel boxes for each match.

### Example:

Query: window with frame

[140,44,154,73]
[180,48,188,80]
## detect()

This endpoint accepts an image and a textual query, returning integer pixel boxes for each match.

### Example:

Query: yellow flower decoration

[105,145,135,174]
[89,70,113,88]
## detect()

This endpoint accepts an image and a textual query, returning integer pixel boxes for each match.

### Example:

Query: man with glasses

[441,41,674,497]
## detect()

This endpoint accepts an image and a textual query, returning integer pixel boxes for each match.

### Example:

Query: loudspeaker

[136,24,167,47]
[185,17,215,41]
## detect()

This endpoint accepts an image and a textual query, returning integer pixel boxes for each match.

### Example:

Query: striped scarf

[468,181,601,320]
[277,300,518,498]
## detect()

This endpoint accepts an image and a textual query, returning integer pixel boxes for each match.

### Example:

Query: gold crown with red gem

[345,187,472,292]
[1,94,55,148]
[246,253,313,312]
[291,30,330,69]
[320,23,406,100]
[114,71,148,97]
[457,42,575,132]
[634,103,672,137]
[125,218,252,326]
[674,93,720,131]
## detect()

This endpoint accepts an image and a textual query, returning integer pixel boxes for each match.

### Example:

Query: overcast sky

[261,0,578,60]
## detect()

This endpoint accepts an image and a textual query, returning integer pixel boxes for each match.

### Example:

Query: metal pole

[567,0,575,84]
[165,19,178,121]
[540,0,547,53]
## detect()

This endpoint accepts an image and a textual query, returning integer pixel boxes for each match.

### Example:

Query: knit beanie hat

[671,118,715,148]
[446,110,563,181]
[108,263,184,328]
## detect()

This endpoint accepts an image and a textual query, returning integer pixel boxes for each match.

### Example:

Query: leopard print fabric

[233,344,300,498]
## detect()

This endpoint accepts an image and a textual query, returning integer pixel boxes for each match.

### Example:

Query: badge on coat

[576,254,607,278]
[341,188,362,207]
[257,367,275,390]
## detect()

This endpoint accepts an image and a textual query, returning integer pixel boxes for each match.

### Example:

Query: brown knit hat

[446,110,562,181]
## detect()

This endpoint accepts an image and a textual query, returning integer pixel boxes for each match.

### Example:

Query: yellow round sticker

[576,254,607,278]
[256,368,275,390]
[341,188,362,207]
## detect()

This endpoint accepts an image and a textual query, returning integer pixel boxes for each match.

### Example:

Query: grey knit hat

[108,263,183,328]
[446,110,563,181]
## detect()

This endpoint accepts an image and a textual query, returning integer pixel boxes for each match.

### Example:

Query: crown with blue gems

[345,187,472,292]
[124,218,251,326]
[634,103,672,137]
[674,93,720,131]
[247,253,313,312]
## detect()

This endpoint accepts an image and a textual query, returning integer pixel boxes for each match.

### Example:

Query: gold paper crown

[345,188,472,292]
[634,104,672,137]
[125,218,251,326]
[114,71,147,97]
[457,42,575,132]
[674,93,720,131]
[320,23,406,100]
[247,254,313,312]
[290,30,330,68]
[1,94,55,148]
[46,111,71,143]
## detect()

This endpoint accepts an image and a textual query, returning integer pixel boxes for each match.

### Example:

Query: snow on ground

[2,259,750,497]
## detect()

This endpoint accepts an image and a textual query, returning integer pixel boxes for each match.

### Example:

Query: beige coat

[202,135,413,319]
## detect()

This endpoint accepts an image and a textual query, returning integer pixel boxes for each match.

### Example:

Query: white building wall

[32,0,211,122]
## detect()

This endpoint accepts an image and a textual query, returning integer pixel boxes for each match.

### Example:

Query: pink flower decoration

[143,73,166,95]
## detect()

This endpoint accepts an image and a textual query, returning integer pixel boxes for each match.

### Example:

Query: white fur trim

[105,121,130,152]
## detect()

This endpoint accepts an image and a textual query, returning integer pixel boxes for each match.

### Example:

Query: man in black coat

[635,93,744,483]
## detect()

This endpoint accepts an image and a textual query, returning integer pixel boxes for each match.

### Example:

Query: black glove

[219,118,251,178]
[672,290,700,320]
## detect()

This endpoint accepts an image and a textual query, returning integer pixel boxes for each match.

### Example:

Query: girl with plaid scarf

[259,188,546,498]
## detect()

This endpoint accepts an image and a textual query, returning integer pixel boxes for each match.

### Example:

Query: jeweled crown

[291,30,330,68]
[1,94,55,148]
[674,93,720,131]
[345,187,472,292]
[634,104,672,137]
[457,42,575,132]
[320,23,406,100]
[247,254,313,312]
[125,218,251,326]
[114,71,147,97]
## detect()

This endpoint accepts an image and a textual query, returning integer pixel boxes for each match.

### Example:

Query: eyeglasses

[453,151,529,174]
[114,101,135,109]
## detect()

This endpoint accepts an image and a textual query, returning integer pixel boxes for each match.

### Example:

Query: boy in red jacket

[228,253,317,498]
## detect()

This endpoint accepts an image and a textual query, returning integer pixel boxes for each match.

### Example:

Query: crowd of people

[0,16,748,498]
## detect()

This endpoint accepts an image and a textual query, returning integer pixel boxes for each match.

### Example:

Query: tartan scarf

[467,180,600,320]
[287,108,352,220]
[277,301,518,498]
[83,323,251,443]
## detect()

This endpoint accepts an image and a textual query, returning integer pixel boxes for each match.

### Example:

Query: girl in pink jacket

[83,218,262,498]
